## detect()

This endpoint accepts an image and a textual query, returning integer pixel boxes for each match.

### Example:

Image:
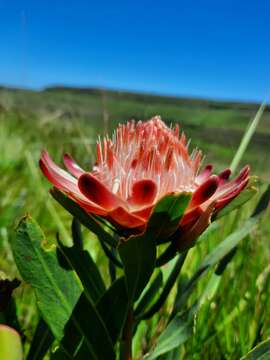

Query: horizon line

[0,82,268,107]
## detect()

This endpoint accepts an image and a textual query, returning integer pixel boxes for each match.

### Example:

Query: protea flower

[40,116,249,247]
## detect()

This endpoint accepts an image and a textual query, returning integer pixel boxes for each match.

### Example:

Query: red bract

[40,116,249,240]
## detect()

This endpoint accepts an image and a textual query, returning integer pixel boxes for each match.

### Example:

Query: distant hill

[0,84,269,178]
[1,84,269,111]
[44,85,269,111]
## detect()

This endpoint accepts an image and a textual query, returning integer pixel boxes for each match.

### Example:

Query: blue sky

[0,1,269,101]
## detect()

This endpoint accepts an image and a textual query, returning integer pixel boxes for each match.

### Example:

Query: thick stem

[120,307,133,360]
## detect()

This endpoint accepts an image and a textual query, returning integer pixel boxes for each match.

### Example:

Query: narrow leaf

[51,322,82,359]
[151,187,270,360]
[27,319,54,360]
[252,185,270,217]
[149,193,191,243]
[71,218,83,249]
[96,277,128,344]
[57,240,106,303]
[119,193,191,302]
[134,271,163,317]
[240,338,270,360]
[100,239,123,268]
[54,276,126,357]
[200,220,255,271]
[57,293,115,360]
[174,216,258,312]
[158,348,181,360]
[143,313,191,359]
[119,232,156,301]
[139,251,188,320]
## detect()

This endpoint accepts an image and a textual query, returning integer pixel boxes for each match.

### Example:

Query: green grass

[0,86,269,359]
[1,85,269,178]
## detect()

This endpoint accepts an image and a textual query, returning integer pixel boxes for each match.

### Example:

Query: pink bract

[40,116,249,241]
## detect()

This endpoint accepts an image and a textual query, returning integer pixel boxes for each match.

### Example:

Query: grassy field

[1,86,270,177]
[0,86,270,359]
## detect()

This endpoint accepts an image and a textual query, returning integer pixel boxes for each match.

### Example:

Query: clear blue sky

[0,1,269,102]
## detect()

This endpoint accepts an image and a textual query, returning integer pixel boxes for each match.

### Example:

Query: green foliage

[145,217,259,358]
[54,292,115,359]
[1,89,270,359]
[96,277,128,344]
[240,338,270,359]
[143,314,191,359]
[138,252,187,320]
[12,216,81,340]
[148,192,191,243]
[56,238,106,303]
[119,231,156,302]
[26,319,54,360]
[134,271,163,317]
[119,193,191,302]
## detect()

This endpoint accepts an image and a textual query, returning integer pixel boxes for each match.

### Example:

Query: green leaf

[119,193,191,302]
[27,318,54,360]
[12,216,81,340]
[215,176,258,219]
[148,193,191,243]
[73,342,92,359]
[240,338,270,360]
[146,187,270,360]
[0,325,23,360]
[196,247,238,309]
[51,189,117,247]
[155,242,178,267]
[158,347,181,360]
[134,271,163,317]
[96,277,128,344]
[252,185,270,217]
[174,216,258,313]
[139,251,188,320]
[71,218,83,249]
[108,249,117,283]
[99,238,123,268]
[119,232,156,301]
[56,293,115,360]
[143,313,192,359]
[51,322,82,359]
[230,102,266,173]
[50,347,70,360]
[57,240,106,303]
[210,184,270,305]
[201,217,257,268]
[54,271,126,357]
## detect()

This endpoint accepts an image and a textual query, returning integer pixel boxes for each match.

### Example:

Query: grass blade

[230,102,266,173]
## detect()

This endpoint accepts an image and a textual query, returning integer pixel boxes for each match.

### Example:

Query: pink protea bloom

[40,116,249,244]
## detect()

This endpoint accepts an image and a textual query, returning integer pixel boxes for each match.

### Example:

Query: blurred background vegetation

[0,86,269,359]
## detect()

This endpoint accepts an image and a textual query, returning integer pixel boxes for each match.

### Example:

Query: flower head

[40,116,249,243]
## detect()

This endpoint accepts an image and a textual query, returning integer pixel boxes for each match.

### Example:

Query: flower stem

[120,307,133,360]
